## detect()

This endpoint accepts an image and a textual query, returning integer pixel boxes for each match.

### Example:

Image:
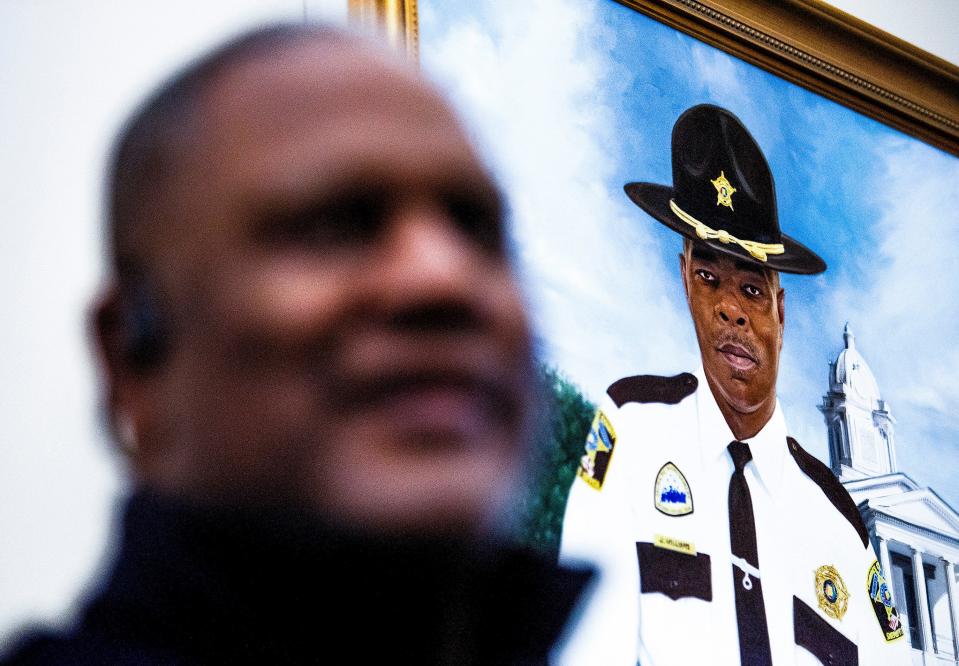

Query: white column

[879,537,895,602]
[944,559,959,660]
[912,548,935,656]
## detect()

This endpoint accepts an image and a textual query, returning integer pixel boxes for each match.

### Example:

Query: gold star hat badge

[711,171,736,210]
[815,565,849,620]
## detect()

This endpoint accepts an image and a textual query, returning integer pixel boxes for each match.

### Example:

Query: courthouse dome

[832,323,881,405]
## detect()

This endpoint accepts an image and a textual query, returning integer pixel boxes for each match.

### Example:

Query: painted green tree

[515,365,595,560]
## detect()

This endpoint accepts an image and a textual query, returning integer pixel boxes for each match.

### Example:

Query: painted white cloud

[828,136,959,424]
[795,131,959,505]
[684,43,786,156]
[422,0,696,401]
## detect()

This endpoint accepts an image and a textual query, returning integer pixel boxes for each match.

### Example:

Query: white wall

[0,0,347,647]
[825,0,959,65]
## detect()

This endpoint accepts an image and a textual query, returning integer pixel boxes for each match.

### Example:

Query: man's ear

[89,285,153,455]
[91,285,123,410]
[679,252,691,304]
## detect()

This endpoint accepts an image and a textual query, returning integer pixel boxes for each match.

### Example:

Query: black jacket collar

[58,491,590,665]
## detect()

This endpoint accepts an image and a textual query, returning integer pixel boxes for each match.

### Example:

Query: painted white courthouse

[820,325,959,665]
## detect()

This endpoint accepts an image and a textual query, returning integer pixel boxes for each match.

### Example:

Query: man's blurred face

[681,242,784,439]
[141,39,534,536]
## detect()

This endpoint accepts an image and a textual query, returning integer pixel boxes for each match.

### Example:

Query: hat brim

[624,182,826,275]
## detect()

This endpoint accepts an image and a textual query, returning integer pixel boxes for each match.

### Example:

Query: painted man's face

[681,243,784,437]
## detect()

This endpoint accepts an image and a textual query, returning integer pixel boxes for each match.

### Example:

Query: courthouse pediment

[843,472,918,504]
[866,486,959,539]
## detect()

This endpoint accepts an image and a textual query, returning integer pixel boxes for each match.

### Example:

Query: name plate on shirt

[654,534,697,556]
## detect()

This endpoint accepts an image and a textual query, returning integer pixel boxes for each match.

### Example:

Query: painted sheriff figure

[558,105,911,666]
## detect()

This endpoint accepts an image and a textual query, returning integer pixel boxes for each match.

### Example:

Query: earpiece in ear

[114,411,139,453]
[120,281,171,372]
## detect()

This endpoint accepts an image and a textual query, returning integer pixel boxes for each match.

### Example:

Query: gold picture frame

[347,0,419,61]
[349,0,959,156]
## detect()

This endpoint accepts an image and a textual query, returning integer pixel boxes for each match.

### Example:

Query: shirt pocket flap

[793,596,858,666]
[636,542,712,601]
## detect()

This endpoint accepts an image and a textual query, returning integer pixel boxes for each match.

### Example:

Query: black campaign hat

[625,104,826,274]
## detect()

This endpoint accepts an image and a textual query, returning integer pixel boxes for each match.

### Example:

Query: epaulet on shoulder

[787,436,869,548]
[606,372,698,408]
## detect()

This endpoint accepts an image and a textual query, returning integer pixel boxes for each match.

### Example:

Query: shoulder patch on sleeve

[867,559,905,642]
[577,410,617,490]
[787,436,869,548]
[606,372,698,407]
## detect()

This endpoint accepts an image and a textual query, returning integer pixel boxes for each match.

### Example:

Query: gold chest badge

[815,565,849,620]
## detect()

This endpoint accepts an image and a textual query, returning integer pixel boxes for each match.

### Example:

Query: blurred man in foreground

[3,25,588,665]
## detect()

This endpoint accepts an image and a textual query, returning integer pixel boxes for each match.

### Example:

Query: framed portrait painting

[350,3,959,655]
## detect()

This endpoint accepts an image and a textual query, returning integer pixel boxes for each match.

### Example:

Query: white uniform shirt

[558,368,910,666]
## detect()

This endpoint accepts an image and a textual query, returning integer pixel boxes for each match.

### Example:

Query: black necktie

[728,441,772,666]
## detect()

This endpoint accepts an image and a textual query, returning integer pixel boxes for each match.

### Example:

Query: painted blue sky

[420,0,959,508]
